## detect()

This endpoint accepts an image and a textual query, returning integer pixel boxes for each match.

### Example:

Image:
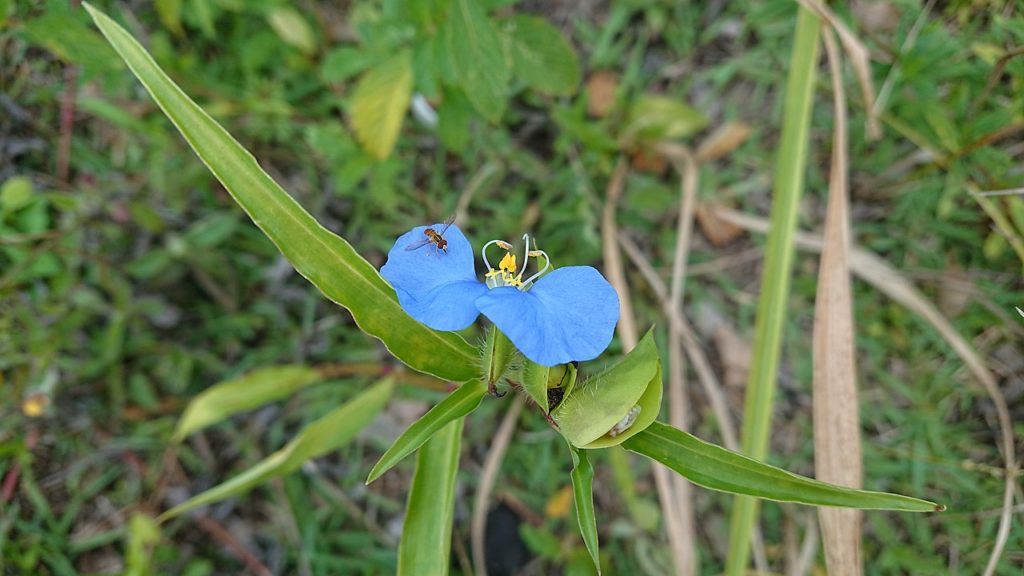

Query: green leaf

[520,523,563,559]
[351,50,413,160]
[21,8,120,74]
[521,359,550,413]
[568,445,600,574]
[84,3,478,382]
[625,422,943,512]
[1,176,33,213]
[154,0,183,36]
[267,6,317,54]
[621,95,708,143]
[437,87,474,153]
[398,417,463,576]
[160,379,395,521]
[188,0,215,39]
[444,0,510,122]
[367,379,486,483]
[321,47,376,84]
[553,329,660,447]
[502,15,580,96]
[124,514,161,576]
[726,10,821,572]
[173,365,323,442]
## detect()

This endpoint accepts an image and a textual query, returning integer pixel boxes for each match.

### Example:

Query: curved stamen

[515,234,531,283]
[520,249,551,289]
[481,239,512,272]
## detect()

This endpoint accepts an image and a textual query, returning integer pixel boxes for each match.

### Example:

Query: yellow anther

[499,252,517,274]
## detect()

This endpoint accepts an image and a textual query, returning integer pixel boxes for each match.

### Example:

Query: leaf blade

[159,379,395,522]
[568,445,600,574]
[445,0,510,122]
[367,379,486,483]
[351,50,413,159]
[624,422,941,512]
[84,3,477,382]
[503,15,581,96]
[397,418,463,576]
[173,365,323,442]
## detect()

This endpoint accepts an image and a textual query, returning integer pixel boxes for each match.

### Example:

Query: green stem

[724,7,821,575]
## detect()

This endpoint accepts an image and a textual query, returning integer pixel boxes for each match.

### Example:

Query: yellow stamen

[499,252,517,274]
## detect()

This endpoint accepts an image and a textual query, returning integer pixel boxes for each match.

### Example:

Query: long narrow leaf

[726,7,822,574]
[397,418,463,576]
[814,31,863,573]
[159,378,394,522]
[84,3,477,382]
[367,379,485,484]
[625,422,941,512]
[173,365,322,442]
[569,445,600,574]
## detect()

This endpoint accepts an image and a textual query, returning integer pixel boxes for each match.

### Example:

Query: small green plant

[83,3,944,574]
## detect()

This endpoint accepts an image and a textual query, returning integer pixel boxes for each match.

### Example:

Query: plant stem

[724,6,821,575]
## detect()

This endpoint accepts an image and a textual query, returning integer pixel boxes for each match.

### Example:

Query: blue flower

[381,223,619,367]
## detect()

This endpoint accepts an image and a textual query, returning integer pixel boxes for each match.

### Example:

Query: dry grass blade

[813,30,862,575]
[601,158,689,575]
[617,235,739,449]
[710,205,1018,576]
[602,157,638,350]
[695,122,753,163]
[617,234,770,572]
[796,0,880,139]
[471,396,524,576]
[656,141,700,575]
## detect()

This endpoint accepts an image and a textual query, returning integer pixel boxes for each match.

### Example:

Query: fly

[405,214,455,254]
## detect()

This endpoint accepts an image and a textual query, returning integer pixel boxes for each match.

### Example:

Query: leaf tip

[934,503,947,512]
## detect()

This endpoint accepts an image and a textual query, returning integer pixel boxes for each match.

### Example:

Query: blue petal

[474,266,619,366]
[381,224,485,330]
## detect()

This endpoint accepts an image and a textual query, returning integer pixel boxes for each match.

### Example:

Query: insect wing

[437,214,456,235]
[404,237,432,251]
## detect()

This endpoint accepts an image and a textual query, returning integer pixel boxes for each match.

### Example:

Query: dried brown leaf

[797,0,881,139]
[696,203,746,246]
[695,122,753,162]
[813,30,862,575]
[586,71,619,118]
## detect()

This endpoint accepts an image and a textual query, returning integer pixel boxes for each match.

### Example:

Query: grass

[2,0,1022,574]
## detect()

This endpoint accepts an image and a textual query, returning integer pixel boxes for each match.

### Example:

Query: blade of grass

[159,378,394,521]
[725,7,821,575]
[813,30,862,575]
[657,142,699,575]
[173,365,322,442]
